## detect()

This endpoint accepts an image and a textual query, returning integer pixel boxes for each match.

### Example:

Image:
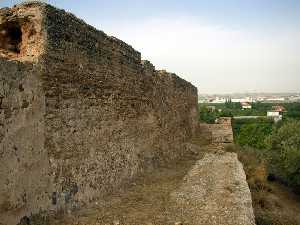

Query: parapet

[0,2,196,95]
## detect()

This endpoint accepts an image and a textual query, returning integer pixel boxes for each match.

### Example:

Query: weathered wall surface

[0,3,198,224]
[171,152,255,225]
[201,117,234,144]
[0,58,52,225]
[42,3,198,210]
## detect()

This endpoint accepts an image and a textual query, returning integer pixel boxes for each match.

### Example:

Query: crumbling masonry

[0,3,198,224]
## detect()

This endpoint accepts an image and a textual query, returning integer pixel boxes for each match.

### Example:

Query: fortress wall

[42,3,198,205]
[0,58,52,225]
[211,117,233,143]
[0,3,198,224]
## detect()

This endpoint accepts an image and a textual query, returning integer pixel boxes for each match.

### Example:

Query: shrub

[199,106,217,124]
[224,145,269,191]
[266,120,300,187]
[235,123,273,149]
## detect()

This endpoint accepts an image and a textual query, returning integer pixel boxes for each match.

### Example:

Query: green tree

[236,123,272,149]
[199,106,216,124]
[225,99,241,110]
[266,120,300,187]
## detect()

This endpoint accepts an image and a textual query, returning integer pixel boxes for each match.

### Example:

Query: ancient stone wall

[171,152,255,225]
[0,3,198,224]
[0,58,53,225]
[202,117,233,144]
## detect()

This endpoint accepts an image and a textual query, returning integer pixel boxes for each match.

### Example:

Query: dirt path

[49,142,256,225]
[51,150,204,225]
[47,141,257,225]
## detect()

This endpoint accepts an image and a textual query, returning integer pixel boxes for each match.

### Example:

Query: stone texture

[209,117,234,143]
[0,3,198,225]
[0,58,52,225]
[197,119,234,145]
[171,152,255,225]
[0,3,45,61]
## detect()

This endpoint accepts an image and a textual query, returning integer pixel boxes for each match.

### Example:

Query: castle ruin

[0,3,198,224]
[0,3,255,225]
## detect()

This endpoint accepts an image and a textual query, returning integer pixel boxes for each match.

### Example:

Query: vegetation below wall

[199,103,300,224]
[232,119,300,190]
[199,101,300,188]
[232,118,274,149]
[199,102,300,123]
[227,120,300,225]
[266,120,300,189]
[225,144,300,225]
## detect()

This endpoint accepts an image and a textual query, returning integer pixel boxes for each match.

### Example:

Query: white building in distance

[241,102,252,110]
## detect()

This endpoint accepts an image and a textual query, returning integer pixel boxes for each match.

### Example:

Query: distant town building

[265,97,285,102]
[198,93,300,104]
[271,105,287,113]
[289,96,300,102]
[210,97,227,104]
[267,105,286,122]
[241,102,252,110]
[232,97,254,103]
[257,97,266,102]
[231,98,244,103]
[267,111,280,117]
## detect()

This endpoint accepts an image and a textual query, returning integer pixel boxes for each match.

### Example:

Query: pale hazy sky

[1,0,300,93]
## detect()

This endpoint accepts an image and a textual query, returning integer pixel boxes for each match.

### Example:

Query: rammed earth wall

[0,3,198,224]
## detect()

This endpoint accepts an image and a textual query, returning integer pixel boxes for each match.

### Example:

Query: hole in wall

[0,21,22,54]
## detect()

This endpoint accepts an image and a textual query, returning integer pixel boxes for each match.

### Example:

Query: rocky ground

[44,141,254,225]
[170,151,254,225]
